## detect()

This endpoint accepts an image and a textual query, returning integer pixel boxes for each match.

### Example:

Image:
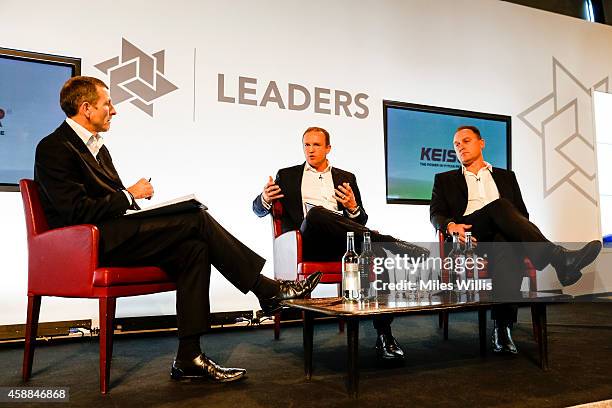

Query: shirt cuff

[347,207,361,218]
[122,190,133,206]
[261,195,272,210]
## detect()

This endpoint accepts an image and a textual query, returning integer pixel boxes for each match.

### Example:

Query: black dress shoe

[491,322,518,354]
[259,271,323,315]
[551,240,602,286]
[388,240,430,259]
[375,333,405,360]
[171,354,246,382]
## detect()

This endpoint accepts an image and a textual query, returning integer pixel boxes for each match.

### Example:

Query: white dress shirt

[462,161,500,216]
[261,161,360,218]
[300,161,360,218]
[65,118,132,206]
[65,117,105,158]
[301,162,338,215]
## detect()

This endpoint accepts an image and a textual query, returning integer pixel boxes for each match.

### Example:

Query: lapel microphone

[319,175,323,180]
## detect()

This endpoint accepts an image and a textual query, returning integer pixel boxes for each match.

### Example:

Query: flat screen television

[0,48,80,191]
[383,100,511,205]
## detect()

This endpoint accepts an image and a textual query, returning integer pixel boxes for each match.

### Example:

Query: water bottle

[464,231,478,296]
[342,232,359,301]
[447,232,465,290]
[464,232,478,281]
[358,232,376,301]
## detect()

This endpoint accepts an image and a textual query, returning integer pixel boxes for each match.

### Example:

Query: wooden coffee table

[284,291,570,398]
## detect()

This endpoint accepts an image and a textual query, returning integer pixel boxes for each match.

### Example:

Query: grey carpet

[0,303,610,408]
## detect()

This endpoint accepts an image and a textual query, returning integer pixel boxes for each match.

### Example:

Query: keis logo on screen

[94,38,179,117]
[419,147,459,169]
[420,147,458,163]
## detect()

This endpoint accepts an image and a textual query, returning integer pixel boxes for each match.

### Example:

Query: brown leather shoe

[170,354,246,382]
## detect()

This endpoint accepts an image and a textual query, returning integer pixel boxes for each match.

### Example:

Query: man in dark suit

[430,125,602,354]
[253,127,428,361]
[34,76,322,383]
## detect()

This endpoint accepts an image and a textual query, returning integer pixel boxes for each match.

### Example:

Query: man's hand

[447,222,477,244]
[334,182,358,211]
[127,178,154,199]
[262,176,284,204]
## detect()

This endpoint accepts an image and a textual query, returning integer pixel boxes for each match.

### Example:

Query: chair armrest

[273,230,301,281]
[28,224,99,297]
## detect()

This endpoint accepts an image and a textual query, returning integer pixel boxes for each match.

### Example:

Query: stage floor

[1,303,610,407]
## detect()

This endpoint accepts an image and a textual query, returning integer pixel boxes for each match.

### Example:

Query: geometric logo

[518,58,608,206]
[94,38,178,117]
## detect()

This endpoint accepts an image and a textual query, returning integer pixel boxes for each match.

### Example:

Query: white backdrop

[0,0,610,325]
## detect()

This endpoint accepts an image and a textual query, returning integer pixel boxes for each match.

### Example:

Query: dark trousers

[300,207,398,261]
[460,198,555,323]
[98,209,266,337]
[299,207,395,331]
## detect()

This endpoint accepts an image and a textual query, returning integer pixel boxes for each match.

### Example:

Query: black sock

[252,274,280,299]
[177,334,202,361]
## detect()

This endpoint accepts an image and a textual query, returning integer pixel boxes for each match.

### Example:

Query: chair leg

[99,297,116,394]
[22,295,41,381]
[530,274,537,292]
[274,311,281,340]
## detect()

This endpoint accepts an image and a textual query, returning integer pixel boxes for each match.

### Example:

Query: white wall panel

[0,0,611,324]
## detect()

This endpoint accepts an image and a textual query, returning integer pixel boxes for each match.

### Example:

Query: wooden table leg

[478,307,487,356]
[534,303,549,370]
[303,311,314,380]
[443,311,449,340]
[346,318,359,399]
[530,304,540,344]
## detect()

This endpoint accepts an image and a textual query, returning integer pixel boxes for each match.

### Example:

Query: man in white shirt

[253,127,429,361]
[430,126,602,354]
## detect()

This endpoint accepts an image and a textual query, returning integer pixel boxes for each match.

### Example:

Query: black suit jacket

[429,167,529,235]
[34,121,135,251]
[252,163,368,233]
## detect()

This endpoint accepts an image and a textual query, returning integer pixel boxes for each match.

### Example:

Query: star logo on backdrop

[95,38,178,117]
[518,58,608,206]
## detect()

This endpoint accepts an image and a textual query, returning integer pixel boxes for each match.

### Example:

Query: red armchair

[19,179,176,394]
[270,201,343,339]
